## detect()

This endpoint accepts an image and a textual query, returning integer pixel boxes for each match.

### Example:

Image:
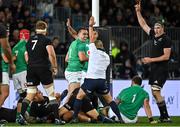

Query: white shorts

[121,112,138,123]
[65,71,82,84]
[80,71,87,85]
[1,72,9,85]
[12,71,27,91]
[108,108,138,123]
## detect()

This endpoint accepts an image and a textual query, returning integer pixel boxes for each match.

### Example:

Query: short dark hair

[132,76,142,86]
[77,27,88,34]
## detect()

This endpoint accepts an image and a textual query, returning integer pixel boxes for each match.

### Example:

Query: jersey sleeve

[45,38,52,46]
[77,43,86,52]
[117,89,125,101]
[163,36,172,48]
[0,24,7,38]
[149,29,155,38]
[144,91,149,100]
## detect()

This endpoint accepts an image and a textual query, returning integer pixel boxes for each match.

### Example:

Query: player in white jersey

[70,17,123,123]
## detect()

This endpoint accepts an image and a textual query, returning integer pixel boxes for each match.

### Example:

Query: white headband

[36,29,47,32]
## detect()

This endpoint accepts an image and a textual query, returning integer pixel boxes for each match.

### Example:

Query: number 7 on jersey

[32,40,38,50]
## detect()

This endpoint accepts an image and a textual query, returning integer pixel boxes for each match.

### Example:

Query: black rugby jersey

[26,34,52,67]
[149,29,172,69]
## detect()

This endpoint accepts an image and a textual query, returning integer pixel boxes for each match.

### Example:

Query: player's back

[118,85,149,120]
[26,34,51,67]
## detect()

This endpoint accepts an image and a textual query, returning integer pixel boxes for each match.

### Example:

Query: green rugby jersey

[12,40,27,73]
[82,39,90,72]
[1,47,9,72]
[66,38,86,72]
[117,85,149,120]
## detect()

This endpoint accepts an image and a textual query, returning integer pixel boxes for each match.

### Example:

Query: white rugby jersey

[86,43,110,79]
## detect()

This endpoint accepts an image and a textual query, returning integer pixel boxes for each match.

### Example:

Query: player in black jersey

[0,22,16,108]
[17,21,65,125]
[25,90,61,123]
[135,1,172,122]
[58,88,114,123]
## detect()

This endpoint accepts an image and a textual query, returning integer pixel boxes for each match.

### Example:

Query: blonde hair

[36,21,48,33]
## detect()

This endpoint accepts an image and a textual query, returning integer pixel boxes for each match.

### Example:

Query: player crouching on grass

[109,76,157,124]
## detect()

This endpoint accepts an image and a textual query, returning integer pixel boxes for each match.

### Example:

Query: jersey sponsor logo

[154,40,158,45]
[158,38,162,41]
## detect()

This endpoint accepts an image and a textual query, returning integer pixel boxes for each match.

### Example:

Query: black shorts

[0,107,16,122]
[26,66,53,86]
[81,78,110,95]
[64,95,94,113]
[149,67,168,88]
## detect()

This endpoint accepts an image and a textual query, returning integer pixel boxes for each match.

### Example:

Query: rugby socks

[157,100,170,119]
[21,99,30,117]
[109,101,123,121]
[16,112,20,119]
[73,99,82,118]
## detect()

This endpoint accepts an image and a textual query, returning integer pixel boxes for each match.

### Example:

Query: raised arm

[135,0,151,35]
[66,18,78,39]
[89,16,96,39]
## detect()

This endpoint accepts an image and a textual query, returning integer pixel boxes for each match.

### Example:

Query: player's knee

[43,85,56,100]
[63,111,73,122]
[44,85,54,96]
[76,89,85,99]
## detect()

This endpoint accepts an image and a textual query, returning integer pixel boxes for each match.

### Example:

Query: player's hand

[89,16,96,26]
[66,18,71,27]
[90,32,96,43]
[52,67,58,76]
[10,63,16,74]
[142,57,152,64]
[134,0,141,12]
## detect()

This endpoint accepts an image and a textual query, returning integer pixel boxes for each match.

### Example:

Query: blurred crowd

[0,0,179,79]
[57,0,180,27]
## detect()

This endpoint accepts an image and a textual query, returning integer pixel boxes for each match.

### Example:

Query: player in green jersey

[12,29,29,96]
[65,26,88,103]
[110,76,157,124]
[0,47,10,107]
[66,18,99,85]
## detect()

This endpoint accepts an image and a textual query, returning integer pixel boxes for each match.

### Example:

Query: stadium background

[0,0,180,120]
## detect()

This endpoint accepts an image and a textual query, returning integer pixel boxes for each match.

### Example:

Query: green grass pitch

[3,116,180,126]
